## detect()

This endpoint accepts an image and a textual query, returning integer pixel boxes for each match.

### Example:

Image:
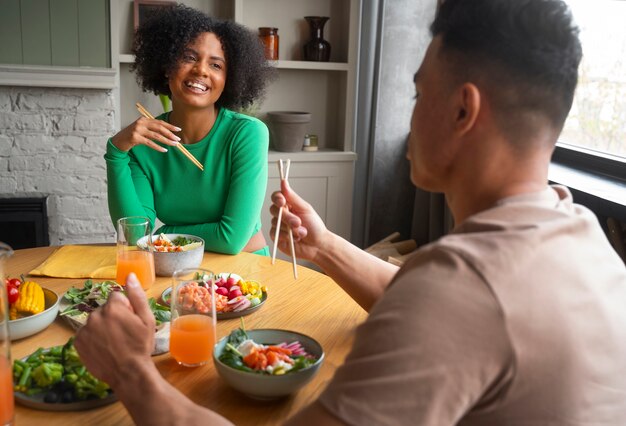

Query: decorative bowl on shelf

[9,288,60,340]
[267,111,311,152]
[213,329,324,400]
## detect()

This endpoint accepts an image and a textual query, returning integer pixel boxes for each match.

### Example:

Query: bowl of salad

[213,326,324,400]
[138,233,204,276]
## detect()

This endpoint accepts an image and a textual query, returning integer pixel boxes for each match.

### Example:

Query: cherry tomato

[7,285,19,305]
[6,278,21,288]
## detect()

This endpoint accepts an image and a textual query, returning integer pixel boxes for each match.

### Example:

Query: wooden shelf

[119,54,134,63]
[119,57,349,71]
[272,60,349,71]
[268,149,356,162]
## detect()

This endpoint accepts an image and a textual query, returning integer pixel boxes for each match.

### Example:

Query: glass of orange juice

[116,216,155,290]
[170,268,216,367]
[0,242,15,426]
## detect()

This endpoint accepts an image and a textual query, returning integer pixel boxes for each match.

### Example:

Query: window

[559,0,626,159]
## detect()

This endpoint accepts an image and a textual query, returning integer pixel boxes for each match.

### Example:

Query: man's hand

[270,180,331,263]
[75,273,155,389]
[271,180,398,311]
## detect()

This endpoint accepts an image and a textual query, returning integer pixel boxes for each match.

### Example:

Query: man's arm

[74,274,233,426]
[310,231,400,311]
[270,181,399,311]
[114,359,233,426]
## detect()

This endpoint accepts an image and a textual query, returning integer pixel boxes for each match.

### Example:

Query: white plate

[58,292,170,356]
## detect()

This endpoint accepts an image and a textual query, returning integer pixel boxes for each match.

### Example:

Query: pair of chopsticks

[272,159,298,279]
[135,102,204,171]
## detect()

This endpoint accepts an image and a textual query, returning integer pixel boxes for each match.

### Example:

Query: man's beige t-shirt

[319,186,626,425]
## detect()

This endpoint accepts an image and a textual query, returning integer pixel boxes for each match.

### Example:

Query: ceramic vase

[303,16,331,62]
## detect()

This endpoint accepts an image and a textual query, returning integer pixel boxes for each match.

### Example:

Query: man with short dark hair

[76,0,626,424]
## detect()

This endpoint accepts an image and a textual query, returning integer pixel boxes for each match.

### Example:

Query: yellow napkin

[30,245,117,279]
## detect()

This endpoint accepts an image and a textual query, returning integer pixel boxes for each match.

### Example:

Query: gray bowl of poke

[213,327,324,400]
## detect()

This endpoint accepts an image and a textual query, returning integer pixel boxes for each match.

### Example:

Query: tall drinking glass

[170,268,216,367]
[116,216,155,290]
[0,242,14,426]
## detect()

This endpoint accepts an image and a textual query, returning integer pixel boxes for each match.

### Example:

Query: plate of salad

[160,272,268,320]
[59,279,171,355]
[13,337,116,411]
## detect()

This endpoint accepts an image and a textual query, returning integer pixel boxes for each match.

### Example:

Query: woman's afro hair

[131,4,275,110]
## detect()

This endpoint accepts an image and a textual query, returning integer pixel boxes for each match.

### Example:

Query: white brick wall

[0,86,117,245]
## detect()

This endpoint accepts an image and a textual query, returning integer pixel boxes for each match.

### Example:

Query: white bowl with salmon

[138,233,204,276]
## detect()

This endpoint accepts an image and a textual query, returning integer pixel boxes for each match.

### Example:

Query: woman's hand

[111,117,182,153]
[270,180,331,263]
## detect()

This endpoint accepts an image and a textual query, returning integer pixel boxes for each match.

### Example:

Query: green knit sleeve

[157,120,268,254]
[104,139,157,228]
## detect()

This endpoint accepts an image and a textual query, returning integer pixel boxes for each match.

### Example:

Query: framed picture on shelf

[134,0,175,30]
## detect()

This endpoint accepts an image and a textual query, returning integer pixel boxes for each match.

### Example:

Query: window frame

[549,143,626,223]
[552,143,626,181]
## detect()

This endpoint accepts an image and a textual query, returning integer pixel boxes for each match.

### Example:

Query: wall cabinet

[110,0,359,252]
[0,0,115,89]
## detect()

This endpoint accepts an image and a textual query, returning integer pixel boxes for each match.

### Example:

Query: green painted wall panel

[21,0,51,65]
[78,0,110,67]
[0,0,23,64]
[0,0,111,68]
[50,0,80,66]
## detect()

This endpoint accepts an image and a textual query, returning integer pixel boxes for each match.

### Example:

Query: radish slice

[233,298,251,312]
[227,296,246,305]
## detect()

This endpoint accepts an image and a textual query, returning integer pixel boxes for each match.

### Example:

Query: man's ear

[454,83,480,136]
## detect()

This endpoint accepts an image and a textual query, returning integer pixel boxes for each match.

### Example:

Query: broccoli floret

[31,363,64,388]
[74,371,110,400]
[61,338,111,400]
[62,337,83,370]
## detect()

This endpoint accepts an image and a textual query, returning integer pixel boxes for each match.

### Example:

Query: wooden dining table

[7,246,367,425]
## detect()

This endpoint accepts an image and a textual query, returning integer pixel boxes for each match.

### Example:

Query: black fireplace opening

[0,197,50,249]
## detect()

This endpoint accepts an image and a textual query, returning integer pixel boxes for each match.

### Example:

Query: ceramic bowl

[9,287,60,340]
[213,329,324,400]
[138,234,205,277]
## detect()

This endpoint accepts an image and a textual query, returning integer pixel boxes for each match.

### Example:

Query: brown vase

[303,16,331,62]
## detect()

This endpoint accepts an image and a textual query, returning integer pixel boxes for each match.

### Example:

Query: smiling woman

[105,5,276,257]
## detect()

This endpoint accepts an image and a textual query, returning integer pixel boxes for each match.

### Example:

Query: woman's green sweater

[105,108,268,255]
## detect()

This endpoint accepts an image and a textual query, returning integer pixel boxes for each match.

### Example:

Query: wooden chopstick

[283,159,298,279]
[271,159,298,279]
[271,168,284,265]
[135,102,204,171]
